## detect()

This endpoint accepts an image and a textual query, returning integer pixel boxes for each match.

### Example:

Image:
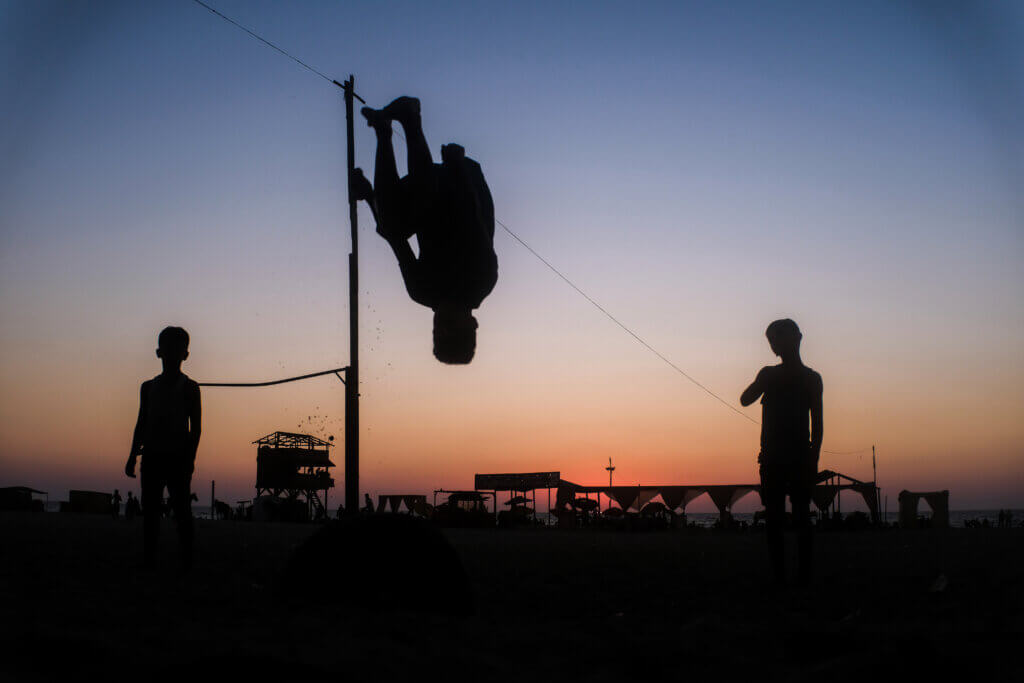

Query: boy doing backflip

[741,319,822,587]
[125,326,201,571]
[352,96,497,364]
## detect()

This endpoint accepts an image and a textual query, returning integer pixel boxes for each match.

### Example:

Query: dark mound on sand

[279,514,474,616]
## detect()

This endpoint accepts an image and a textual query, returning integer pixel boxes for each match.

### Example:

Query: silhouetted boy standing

[125,327,201,571]
[353,95,497,364]
[741,319,822,586]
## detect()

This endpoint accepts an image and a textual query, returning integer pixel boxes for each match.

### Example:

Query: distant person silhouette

[352,95,497,364]
[125,327,202,572]
[125,491,139,521]
[111,489,122,519]
[741,319,822,587]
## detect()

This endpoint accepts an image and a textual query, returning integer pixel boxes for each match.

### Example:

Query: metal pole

[211,480,215,521]
[872,445,877,484]
[872,444,879,525]
[343,75,360,517]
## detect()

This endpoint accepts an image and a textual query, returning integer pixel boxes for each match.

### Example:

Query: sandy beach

[1,512,1021,681]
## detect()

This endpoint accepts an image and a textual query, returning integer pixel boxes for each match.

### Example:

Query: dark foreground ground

[1,513,1021,682]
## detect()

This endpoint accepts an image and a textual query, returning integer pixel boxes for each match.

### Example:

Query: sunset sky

[2,0,1022,512]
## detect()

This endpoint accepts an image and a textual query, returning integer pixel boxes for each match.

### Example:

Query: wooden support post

[343,75,360,517]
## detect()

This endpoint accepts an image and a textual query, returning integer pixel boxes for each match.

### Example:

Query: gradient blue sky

[2,1,1022,510]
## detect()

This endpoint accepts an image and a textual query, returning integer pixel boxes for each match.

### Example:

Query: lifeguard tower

[254,431,335,520]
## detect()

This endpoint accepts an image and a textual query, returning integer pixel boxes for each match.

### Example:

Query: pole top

[332,75,365,103]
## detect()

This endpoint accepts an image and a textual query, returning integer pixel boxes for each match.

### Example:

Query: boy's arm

[188,383,202,462]
[126,384,147,477]
[351,168,379,223]
[809,373,823,461]
[740,367,768,407]
[387,237,433,308]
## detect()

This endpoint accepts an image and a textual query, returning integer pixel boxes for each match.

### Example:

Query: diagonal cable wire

[496,218,759,425]
[192,0,344,88]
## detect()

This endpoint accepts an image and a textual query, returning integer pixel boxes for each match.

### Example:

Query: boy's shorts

[759,451,817,507]
[141,453,194,513]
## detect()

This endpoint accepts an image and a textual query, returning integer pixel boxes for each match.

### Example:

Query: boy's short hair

[158,326,190,352]
[765,318,801,343]
[432,311,477,365]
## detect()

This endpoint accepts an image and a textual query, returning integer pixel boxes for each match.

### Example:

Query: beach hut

[0,487,45,512]
[432,490,495,527]
[62,490,112,514]
[474,471,561,525]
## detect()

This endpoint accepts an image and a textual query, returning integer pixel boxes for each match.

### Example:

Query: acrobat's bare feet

[360,106,389,130]
[361,96,420,128]
[379,96,420,124]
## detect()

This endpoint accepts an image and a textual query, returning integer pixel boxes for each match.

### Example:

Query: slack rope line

[187,0,871,455]
[199,367,349,387]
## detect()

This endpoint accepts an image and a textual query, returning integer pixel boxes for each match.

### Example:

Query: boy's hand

[125,454,137,478]
[351,168,373,202]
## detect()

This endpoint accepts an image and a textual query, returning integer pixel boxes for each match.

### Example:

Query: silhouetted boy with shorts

[352,95,498,364]
[741,319,822,586]
[125,326,201,571]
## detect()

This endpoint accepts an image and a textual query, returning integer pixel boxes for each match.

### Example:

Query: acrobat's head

[765,318,801,358]
[157,326,190,366]
[432,305,477,365]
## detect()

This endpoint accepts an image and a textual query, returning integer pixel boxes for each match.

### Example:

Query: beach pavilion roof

[253,431,333,449]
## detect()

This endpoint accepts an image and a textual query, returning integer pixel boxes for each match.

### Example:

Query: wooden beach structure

[254,431,335,520]
[432,490,497,527]
[474,472,562,524]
